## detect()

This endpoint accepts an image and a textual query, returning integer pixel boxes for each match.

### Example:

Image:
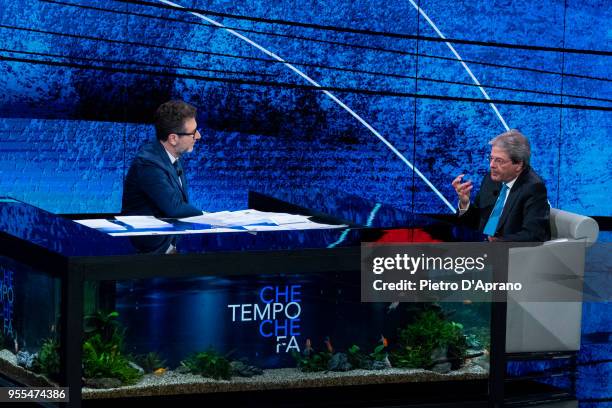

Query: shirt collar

[163,146,178,164]
[505,176,519,190]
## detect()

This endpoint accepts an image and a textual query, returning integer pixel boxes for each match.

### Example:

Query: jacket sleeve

[499,181,551,242]
[136,162,203,218]
[458,185,484,231]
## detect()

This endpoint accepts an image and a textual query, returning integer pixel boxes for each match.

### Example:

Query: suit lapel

[155,142,188,201]
[496,170,528,231]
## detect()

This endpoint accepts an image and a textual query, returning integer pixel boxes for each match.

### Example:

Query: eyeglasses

[488,156,512,165]
[175,128,201,139]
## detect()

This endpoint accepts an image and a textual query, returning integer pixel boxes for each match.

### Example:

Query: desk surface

[0,191,481,258]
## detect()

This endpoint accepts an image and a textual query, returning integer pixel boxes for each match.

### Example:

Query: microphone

[176,169,183,177]
[493,189,499,197]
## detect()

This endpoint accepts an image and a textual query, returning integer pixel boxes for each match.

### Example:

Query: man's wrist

[458,201,470,214]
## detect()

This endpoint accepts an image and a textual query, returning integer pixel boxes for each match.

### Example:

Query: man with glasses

[451,129,550,241]
[122,99,203,218]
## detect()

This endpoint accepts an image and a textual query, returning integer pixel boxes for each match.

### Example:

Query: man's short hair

[154,100,197,141]
[489,129,531,167]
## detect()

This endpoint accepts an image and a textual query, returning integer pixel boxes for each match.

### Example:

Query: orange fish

[380,334,388,348]
[153,368,166,375]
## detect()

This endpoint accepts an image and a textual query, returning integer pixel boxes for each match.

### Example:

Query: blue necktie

[483,183,509,236]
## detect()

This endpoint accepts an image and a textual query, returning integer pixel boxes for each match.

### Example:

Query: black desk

[0,191,503,407]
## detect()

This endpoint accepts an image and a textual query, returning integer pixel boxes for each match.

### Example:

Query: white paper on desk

[283,221,347,230]
[266,214,312,225]
[242,225,287,232]
[114,215,172,229]
[178,211,232,226]
[180,209,278,227]
[108,227,241,236]
[180,209,344,230]
[243,221,347,231]
[75,219,127,231]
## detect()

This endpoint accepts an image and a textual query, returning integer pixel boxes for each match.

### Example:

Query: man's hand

[452,174,473,209]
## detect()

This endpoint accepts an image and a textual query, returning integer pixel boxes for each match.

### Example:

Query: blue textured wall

[0,0,609,215]
[0,0,610,403]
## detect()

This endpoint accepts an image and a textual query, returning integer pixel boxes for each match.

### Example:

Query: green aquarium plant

[370,335,389,362]
[347,343,390,370]
[346,344,368,369]
[84,311,122,346]
[134,352,167,374]
[292,350,331,372]
[181,350,232,380]
[33,338,61,380]
[82,311,142,385]
[390,310,468,370]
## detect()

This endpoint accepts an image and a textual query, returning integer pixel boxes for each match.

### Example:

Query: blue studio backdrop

[0,0,611,405]
[0,0,610,216]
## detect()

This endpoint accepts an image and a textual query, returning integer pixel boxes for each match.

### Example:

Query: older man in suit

[122,100,203,218]
[452,129,550,242]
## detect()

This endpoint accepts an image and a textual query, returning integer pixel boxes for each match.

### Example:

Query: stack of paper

[75,219,127,232]
[180,210,344,231]
[75,210,346,236]
[114,216,173,229]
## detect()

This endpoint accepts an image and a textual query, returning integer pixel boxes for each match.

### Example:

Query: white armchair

[505,208,599,353]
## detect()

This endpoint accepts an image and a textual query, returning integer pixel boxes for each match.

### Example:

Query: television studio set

[0,0,610,407]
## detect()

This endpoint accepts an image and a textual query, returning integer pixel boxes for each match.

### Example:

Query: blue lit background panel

[0,0,609,217]
[412,99,503,214]
[488,104,561,207]
[0,119,125,213]
[415,0,565,46]
[184,85,417,212]
[558,109,612,215]
[556,0,612,215]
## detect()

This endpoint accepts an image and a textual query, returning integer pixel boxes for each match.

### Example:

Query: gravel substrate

[0,349,487,399]
[82,363,487,399]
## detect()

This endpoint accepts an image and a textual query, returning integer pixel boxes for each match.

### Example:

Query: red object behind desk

[375,228,443,243]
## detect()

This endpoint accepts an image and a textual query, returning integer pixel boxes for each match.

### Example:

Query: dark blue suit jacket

[461,167,551,242]
[121,141,202,218]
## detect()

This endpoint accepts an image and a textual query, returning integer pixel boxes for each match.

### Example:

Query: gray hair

[489,129,531,167]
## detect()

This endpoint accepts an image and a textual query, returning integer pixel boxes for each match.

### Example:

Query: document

[78,210,346,236]
[179,209,315,228]
[114,215,172,229]
[75,219,127,232]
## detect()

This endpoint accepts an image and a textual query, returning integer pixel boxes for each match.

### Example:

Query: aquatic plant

[82,334,142,385]
[133,352,167,374]
[33,338,60,380]
[390,310,468,370]
[181,350,232,380]
[346,345,369,369]
[292,350,331,372]
[84,311,123,346]
[370,335,389,362]
[82,311,142,386]
[293,337,334,372]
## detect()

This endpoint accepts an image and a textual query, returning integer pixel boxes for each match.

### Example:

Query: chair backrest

[506,207,598,353]
[550,208,599,243]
